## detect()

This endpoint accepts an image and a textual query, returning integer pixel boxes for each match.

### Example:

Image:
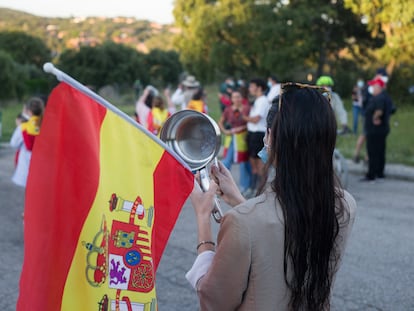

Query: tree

[0,50,29,101]
[0,31,51,68]
[57,42,147,89]
[144,49,183,86]
[173,0,375,82]
[344,0,414,75]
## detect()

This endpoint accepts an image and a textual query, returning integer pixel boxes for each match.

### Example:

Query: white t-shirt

[267,83,281,103]
[247,95,270,132]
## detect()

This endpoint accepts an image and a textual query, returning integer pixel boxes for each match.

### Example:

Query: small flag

[17,82,194,310]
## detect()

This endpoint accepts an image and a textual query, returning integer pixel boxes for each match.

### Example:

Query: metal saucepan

[160,110,223,222]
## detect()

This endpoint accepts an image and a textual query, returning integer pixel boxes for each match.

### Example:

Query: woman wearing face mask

[187,84,357,311]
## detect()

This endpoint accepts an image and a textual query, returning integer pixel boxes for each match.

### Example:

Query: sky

[0,0,175,24]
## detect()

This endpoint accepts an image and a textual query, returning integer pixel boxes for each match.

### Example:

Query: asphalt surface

[1,144,413,310]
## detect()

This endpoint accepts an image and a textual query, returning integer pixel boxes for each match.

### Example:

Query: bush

[387,64,414,107]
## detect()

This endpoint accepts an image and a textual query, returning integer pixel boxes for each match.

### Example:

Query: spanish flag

[17,82,194,310]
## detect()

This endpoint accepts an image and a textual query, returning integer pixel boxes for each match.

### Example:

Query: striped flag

[17,82,194,311]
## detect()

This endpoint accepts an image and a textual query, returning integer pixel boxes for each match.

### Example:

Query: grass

[336,105,414,166]
[1,86,413,166]
[0,102,23,142]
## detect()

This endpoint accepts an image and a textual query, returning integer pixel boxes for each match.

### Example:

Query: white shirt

[267,83,281,103]
[171,88,184,109]
[186,251,215,289]
[247,95,270,132]
[135,100,150,128]
[10,126,32,187]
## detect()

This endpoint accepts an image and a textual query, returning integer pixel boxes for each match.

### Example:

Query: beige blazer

[196,188,357,310]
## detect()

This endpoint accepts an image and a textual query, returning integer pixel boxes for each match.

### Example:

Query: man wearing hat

[361,77,391,181]
[181,75,201,110]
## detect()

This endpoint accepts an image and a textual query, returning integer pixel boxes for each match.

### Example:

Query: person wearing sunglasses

[187,83,356,311]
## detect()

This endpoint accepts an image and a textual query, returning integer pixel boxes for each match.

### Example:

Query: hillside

[0,8,180,56]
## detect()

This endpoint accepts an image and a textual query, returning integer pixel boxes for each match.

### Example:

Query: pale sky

[0,0,175,24]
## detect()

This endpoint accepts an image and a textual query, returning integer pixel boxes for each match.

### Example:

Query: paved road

[1,145,413,310]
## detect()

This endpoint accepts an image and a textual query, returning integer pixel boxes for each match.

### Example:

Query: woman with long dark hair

[187,84,356,310]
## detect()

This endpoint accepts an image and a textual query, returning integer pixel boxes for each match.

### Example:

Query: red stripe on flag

[153,151,194,271]
[17,83,106,311]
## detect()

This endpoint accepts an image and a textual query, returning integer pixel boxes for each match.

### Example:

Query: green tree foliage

[0,31,51,67]
[173,0,375,82]
[58,42,147,89]
[344,0,414,74]
[145,49,183,86]
[57,43,183,89]
[0,50,19,100]
[343,0,414,105]
[0,50,29,101]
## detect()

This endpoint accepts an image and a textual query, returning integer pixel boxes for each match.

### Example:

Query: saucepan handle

[199,167,223,223]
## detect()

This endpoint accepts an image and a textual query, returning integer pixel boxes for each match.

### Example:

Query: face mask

[380,76,388,84]
[368,86,374,95]
[258,146,268,164]
[267,81,272,89]
[357,80,364,88]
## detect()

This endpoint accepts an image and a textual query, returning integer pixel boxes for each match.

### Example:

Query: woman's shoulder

[341,189,357,214]
[225,191,282,224]
[336,189,357,226]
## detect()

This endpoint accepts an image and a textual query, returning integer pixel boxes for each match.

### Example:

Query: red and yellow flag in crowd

[17,82,194,311]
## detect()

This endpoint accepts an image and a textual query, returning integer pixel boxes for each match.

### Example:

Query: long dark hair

[266,87,345,310]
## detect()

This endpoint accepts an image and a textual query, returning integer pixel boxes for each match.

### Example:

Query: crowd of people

[8,68,394,310]
[133,67,395,193]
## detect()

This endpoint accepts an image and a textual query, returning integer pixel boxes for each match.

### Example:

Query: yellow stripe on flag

[62,111,162,310]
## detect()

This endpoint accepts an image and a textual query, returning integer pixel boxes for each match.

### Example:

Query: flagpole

[43,62,191,170]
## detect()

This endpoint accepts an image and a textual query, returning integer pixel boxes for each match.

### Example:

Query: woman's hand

[211,161,246,207]
[190,176,217,252]
[190,175,219,221]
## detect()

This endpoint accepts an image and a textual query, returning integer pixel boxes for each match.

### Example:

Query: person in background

[266,74,281,103]
[218,89,251,195]
[170,82,185,111]
[186,84,356,310]
[243,78,270,196]
[238,84,251,107]
[353,68,393,163]
[10,97,44,187]
[135,85,158,129]
[219,77,236,112]
[360,77,392,182]
[133,79,142,98]
[316,75,351,135]
[351,78,365,134]
[187,87,207,113]
[181,75,201,110]
[146,95,171,136]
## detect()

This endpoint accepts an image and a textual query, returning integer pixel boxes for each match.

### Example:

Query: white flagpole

[43,62,191,170]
